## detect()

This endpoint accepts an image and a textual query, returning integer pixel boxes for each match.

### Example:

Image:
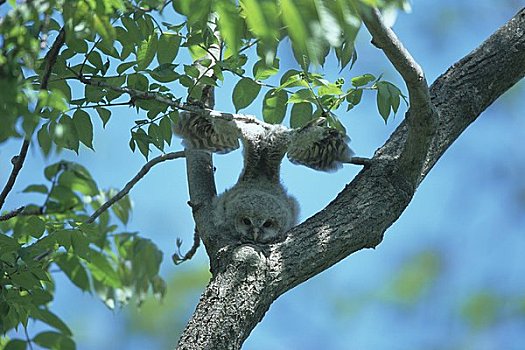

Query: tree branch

[0,27,66,212]
[360,7,428,103]
[360,7,437,186]
[180,14,223,268]
[0,206,25,221]
[85,151,185,224]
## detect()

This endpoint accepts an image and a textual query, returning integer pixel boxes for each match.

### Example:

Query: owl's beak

[252,228,260,240]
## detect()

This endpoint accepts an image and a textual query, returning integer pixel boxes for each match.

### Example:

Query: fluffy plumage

[174,112,353,243]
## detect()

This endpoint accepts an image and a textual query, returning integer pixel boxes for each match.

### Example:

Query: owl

[174,111,354,244]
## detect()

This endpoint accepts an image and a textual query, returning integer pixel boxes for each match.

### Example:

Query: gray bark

[176,8,525,350]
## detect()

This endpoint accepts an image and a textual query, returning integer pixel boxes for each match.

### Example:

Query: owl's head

[215,187,296,244]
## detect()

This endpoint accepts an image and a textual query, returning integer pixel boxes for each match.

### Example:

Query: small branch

[348,157,372,167]
[85,151,185,224]
[360,7,436,186]
[41,27,66,89]
[0,206,25,221]
[0,143,30,211]
[0,28,66,211]
[66,101,132,113]
[24,326,34,350]
[172,229,201,265]
[360,7,429,105]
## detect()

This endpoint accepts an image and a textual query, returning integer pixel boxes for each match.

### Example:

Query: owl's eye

[242,217,252,226]
[263,220,273,228]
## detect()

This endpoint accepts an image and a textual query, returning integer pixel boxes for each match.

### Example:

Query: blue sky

[1,1,525,349]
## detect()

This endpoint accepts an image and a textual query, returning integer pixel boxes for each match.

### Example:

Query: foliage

[0,0,410,347]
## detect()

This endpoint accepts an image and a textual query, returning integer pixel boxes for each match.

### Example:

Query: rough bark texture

[176,8,525,350]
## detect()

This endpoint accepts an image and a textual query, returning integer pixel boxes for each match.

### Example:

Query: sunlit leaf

[232,77,261,112]
[262,89,288,124]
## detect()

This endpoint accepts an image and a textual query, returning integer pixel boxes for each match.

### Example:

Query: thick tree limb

[176,8,525,350]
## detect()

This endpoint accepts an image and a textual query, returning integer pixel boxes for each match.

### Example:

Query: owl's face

[216,187,295,244]
[235,214,282,243]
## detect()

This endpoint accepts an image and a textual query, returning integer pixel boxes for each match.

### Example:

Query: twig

[348,157,372,167]
[85,151,185,224]
[24,326,34,350]
[172,229,201,265]
[0,143,30,211]
[0,206,25,221]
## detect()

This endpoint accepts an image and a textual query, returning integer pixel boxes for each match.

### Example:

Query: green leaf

[278,69,307,90]
[127,73,149,91]
[84,84,105,103]
[56,115,80,153]
[22,184,48,194]
[33,309,73,337]
[58,170,98,196]
[240,0,279,44]
[290,103,314,128]
[10,270,42,290]
[44,162,64,181]
[240,0,266,38]
[351,73,376,87]
[232,77,261,112]
[95,107,111,128]
[288,89,315,104]
[49,79,72,102]
[157,33,182,64]
[72,109,94,150]
[137,33,158,71]
[87,51,104,71]
[93,13,116,41]
[262,89,288,124]
[253,59,279,80]
[87,250,121,288]
[111,195,132,225]
[0,234,20,252]
[122,17,142,42]
[133,129,150,159]
[4,339,27,350]
[376,81,392,122]
[37,124,52,156]
[54,254,90,291]
[159,116,173,146]
[215,0,242,55]
[149,63,180,83]
[346,88,363,106]
[281,0,308,61]
[25,217,46,239]
[33,331,74,350]
[183,65,200,79]
[116,61,136,75]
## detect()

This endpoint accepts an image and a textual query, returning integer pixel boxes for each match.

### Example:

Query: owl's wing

[287,124,354,172]
[173,111,241,154]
